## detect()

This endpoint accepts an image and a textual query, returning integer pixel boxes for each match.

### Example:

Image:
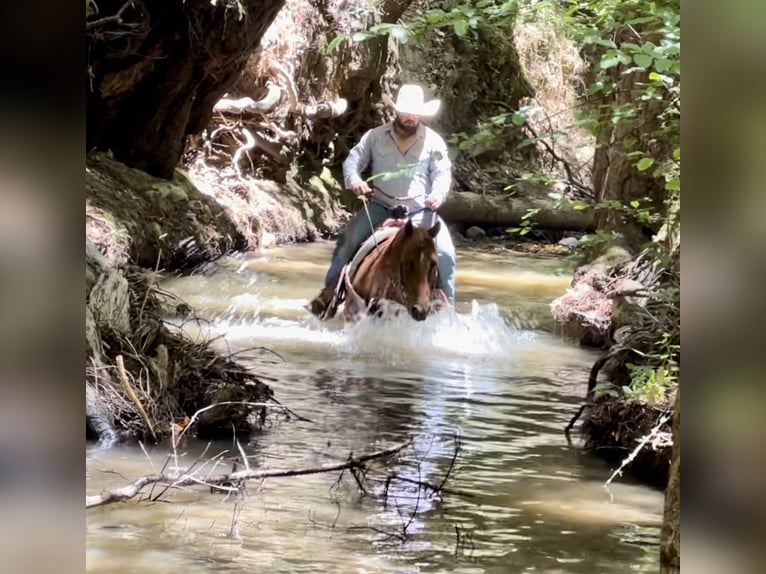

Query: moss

[86,151,246,270]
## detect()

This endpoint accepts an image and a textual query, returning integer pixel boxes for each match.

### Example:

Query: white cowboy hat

[393,84,441,117]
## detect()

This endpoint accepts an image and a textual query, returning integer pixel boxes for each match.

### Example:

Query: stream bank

[551,238,679,487]
[85,152,332,445]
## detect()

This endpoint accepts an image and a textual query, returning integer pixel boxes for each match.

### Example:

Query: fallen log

[440,191,596,232]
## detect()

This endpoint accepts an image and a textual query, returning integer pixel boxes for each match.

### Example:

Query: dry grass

[185,156,311,245]
[550,281,613,346]
[514,3,594,179]
[86,201,131,267]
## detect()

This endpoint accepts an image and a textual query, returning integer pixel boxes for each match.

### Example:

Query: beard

[394,114,419,135]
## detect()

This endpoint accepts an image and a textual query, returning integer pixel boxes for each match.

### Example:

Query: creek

[86,240,663,573]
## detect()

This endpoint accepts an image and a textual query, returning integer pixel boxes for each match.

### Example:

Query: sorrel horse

[323,218,447,324]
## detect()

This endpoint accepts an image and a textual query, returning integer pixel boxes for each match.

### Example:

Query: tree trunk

[589,26,673,248]
[87,0,286,179]
[660,386,680,573]
[439,191,596,231]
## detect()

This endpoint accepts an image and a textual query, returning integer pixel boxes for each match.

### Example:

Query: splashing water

[172,298,536,363]
[343,300,536,360]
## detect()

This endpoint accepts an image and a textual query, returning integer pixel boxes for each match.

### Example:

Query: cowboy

[309,84,456,317]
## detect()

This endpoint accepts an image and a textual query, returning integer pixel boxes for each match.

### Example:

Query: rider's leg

[434,217,456,303]
[323,201,389,289]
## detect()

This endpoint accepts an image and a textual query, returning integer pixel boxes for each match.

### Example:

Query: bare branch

[86,0,134,31]
[86,439,412,509]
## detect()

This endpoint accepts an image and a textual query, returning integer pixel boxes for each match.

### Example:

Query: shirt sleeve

[343,129,374,189]
[428,137,453,204]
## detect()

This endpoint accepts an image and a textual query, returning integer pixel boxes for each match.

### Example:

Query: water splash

[181,299,538,366]
[343,300,535,360]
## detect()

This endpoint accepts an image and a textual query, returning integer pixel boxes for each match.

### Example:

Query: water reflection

[86,243,663,573]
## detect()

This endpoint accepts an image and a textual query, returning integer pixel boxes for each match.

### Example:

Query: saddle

[346,227,399,283]
[318,227,398,321]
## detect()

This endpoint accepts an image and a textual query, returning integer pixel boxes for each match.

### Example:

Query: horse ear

[404,218,414,237]
[429,220,441,238]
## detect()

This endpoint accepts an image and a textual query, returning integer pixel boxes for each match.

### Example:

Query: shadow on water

[86,243,663,573]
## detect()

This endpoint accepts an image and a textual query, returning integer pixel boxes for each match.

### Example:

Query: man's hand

[425,194,442,210]
[350,180,372,197]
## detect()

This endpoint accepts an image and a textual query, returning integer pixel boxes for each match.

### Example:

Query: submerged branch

[86,439,413,509]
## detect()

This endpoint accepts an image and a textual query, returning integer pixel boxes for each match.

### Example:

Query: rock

[558,236,579,249]
[465,226,487,240]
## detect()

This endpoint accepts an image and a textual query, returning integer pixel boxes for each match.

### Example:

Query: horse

[322,217,448,324]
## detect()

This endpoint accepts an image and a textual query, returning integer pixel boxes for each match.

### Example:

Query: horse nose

[410,305,428,321]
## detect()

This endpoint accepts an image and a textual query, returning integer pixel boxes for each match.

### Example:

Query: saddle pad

[347,226,399,282]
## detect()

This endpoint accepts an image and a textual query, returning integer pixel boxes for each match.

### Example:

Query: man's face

[394,112,420,135]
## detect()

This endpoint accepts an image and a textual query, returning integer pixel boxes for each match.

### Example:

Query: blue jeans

[324,202,456,302]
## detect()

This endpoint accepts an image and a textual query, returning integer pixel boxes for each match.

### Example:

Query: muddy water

[86,241,664,573]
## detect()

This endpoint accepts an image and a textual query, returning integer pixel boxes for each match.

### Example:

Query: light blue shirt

[342,122,452,226]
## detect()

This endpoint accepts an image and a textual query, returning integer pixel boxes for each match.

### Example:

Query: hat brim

[393,99,441,117]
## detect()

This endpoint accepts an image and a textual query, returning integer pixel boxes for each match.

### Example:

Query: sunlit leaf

[390,25,410,43]
[637,157,655,171]
[665,177,680,191]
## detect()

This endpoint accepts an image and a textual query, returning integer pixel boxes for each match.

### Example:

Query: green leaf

[665,177,680,191]
[511,111,526,126]
[654,58,672,72]
[325,34,346,54]
[673,148,681,161]
[588,36,617,49]
[633,54,653,69]
[425,10,446,25]
[453,19,469,36]
[617,51,632,66]
[630,200,640,208]
[351,31,372,42]
[637,157,655,171]
[600,56,621,69]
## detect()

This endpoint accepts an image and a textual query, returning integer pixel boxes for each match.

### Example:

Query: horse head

[391,219,441,321]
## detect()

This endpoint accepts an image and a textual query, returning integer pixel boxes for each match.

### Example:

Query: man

[308,84,456,317]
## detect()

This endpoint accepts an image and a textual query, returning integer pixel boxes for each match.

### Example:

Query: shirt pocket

[376,137,397,157]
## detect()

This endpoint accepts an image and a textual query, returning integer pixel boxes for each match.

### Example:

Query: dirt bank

[85,153,317,446]
[553,241,679,486]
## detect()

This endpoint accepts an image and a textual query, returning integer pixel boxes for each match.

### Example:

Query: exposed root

[86,248,275,444]
[581,395,673,487]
